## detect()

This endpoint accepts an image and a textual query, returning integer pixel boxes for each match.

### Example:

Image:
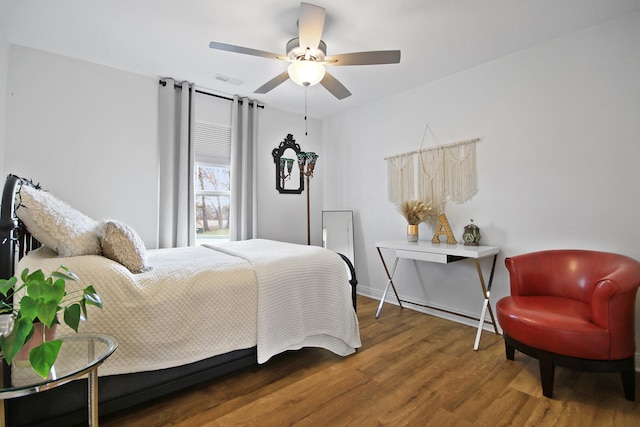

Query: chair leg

[621,366,636,401]
[505,340,515,361]
[539,355,555,398]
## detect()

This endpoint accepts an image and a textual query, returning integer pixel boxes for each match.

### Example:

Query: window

[195,163,230,243]
[193,94,232,244]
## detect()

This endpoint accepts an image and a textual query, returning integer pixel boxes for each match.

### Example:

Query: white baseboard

[357,286,640,372]
[357,285,499,332]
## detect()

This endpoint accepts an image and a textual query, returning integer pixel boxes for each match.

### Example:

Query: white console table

[375,240,500,351]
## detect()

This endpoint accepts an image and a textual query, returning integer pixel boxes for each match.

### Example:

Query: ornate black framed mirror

[272,134,304,194]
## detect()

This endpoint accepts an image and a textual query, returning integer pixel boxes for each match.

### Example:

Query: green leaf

[79,299,87,321]
[35,300,59,327]
[25,277,47,300]
[51,269,78,283]
[18,296,39,321]
[50,278,66,302]
[63,303,81,332]
[0,277,17,297]
[83,286,103,309]
[0,266,103,376]
[0,317,34,365]
[0,301,14,314]
[29,340,62,378]
[24,269,45,284]
[27,277,65,305]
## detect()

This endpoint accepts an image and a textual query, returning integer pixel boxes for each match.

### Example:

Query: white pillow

[100,220,149,273]
[15,185,101,257]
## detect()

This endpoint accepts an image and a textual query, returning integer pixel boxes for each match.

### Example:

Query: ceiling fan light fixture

[288,60,325,87]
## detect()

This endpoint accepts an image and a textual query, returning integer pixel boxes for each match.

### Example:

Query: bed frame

[0,174,358,426]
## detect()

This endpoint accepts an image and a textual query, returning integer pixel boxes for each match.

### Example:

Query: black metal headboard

[0,174,42,280]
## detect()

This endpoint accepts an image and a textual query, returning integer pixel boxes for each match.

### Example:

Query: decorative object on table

[399,200,432,242]
[406,224,419,243]
[385,133,479,216]
[272,134,304,194]
[0,266,103,378]
[298,149,319,245]
[431,213,457,245]
[462,219,481,246]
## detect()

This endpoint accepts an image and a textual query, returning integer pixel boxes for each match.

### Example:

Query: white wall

[323,12,640,339]
[193,92,324,246]
[4,11,640,348]
[0,13,8,181]
[258,106,323,246]
[5,45,160,246]
[3,45,320,249]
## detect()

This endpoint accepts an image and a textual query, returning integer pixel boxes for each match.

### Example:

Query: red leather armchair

[496,249,640,400]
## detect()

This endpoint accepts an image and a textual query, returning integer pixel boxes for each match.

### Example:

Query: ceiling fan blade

[298,2,325,50]
[326,50,401,66]
[254,71,290,94]
[209,41,285,61]
[320,71,351,100]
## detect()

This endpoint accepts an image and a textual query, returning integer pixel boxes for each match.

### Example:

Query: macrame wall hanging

[386,154,414,206]
[385,130,480,219]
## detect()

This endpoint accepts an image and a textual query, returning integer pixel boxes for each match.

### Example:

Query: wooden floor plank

[102,296,640,426]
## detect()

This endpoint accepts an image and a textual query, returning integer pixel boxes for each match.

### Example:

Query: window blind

[194,121,231,165]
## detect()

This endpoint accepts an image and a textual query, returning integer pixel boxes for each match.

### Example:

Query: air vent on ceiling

[214,74,243,86]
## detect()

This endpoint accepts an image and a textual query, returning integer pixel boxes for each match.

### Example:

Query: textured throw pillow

[15,185,101,257]
[100,220,149,273]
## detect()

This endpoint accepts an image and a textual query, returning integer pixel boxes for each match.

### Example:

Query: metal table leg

[88,339,98,426]
[88,368,98,426]
[473,254,498,351]
[375,247,403,318]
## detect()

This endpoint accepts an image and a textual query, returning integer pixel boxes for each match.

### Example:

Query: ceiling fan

[209,2,401,100]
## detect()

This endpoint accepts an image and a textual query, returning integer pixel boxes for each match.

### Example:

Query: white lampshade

[288,61,326,87]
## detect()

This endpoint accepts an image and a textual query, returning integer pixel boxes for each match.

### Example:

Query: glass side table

[0,334,117,427]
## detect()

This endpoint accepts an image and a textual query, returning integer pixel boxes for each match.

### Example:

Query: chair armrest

[505,255,551,296]
[591,263,640,329]
[592,278,639,358]
[591,263,640,359]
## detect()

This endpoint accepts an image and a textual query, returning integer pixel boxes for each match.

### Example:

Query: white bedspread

[211,239,361,363]
[14,239,360,377]
[17,245,258,376]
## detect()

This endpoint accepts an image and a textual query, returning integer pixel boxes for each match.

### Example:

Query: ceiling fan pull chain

[305,85,308,135]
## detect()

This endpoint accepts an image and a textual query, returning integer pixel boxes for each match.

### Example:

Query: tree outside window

[195,163,230,243]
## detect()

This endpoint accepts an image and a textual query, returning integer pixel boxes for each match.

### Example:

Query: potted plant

[0,266,102,378]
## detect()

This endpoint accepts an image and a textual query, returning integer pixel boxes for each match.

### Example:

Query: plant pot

[407,224,419,242]
[15,323,57,365]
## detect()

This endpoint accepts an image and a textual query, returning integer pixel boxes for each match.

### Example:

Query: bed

[0,174,361,426]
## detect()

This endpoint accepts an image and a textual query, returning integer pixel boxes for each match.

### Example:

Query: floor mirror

[322,210,354,265]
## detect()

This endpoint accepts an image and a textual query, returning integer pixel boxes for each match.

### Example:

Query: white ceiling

[2,0,640,119]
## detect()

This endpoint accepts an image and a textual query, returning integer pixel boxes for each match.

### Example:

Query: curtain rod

[384,137,480,161]
[158,80,264,109]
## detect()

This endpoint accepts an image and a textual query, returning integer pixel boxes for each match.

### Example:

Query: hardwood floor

[102,296,640,426]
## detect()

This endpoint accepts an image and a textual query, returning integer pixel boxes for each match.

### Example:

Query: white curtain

[229,95,259,241]
[157,78,195,248]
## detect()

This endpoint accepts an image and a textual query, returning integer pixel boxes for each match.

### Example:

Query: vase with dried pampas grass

[399,200,432,242]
